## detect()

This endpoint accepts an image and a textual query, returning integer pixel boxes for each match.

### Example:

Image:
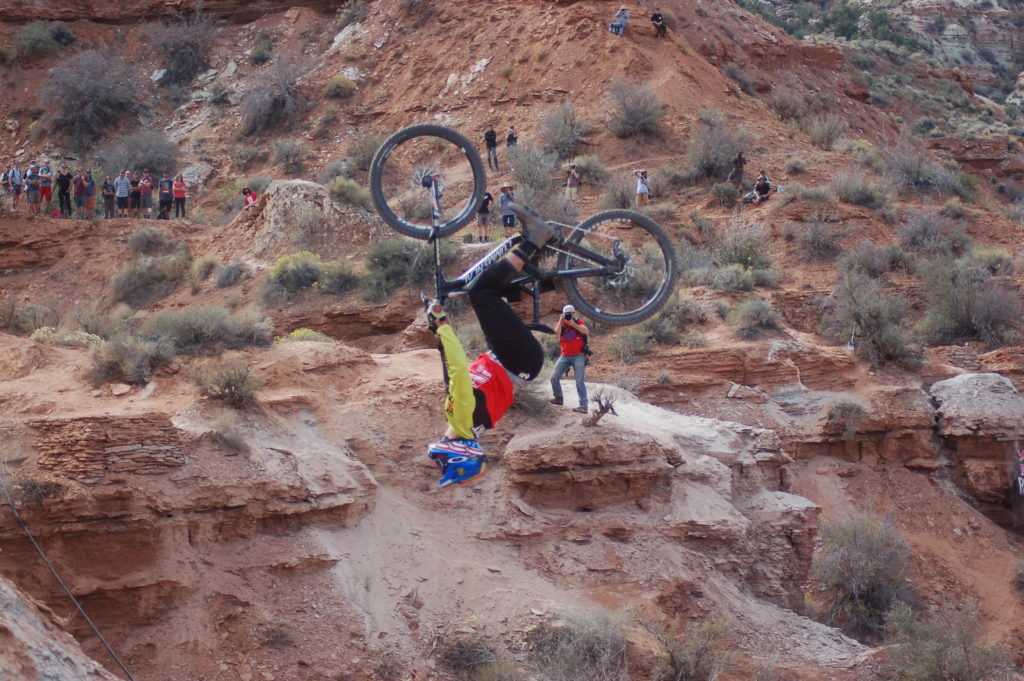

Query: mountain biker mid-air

[425,203,555,489]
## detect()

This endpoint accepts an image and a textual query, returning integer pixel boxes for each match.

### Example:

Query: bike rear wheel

[556,210,678,325]
[368,124,486,240]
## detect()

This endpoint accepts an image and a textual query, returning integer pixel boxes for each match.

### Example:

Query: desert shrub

[216,263,247,288]
[827,400,867,438]
[90,334,175,385]
[941,197,966,219]
[41,50,136,144]
[803,114,847,150]
[613,295,705,356]
[348,134,385,171]
[241,56,308,136]
[515,185,578,225]
[543,101,592,159]
[657,164,699,191]
[711,264,754,292]
[919,259,1022,348]
[884,603,1007,681]
[600,176,635,210]
[832,171,889,210]
[715,221,772,270]
[434,631,499,679]
[98,130,179,177]
[190,254,218,291]
[885,145,967,197]
[767,88,808,121]
[273,138,307,175]
[970,247,1014,276]
[48,21,76,45]
[325,74,356,99]
[752,268,781,288]
[609,327,652,363]
[233,144,267,168]
[16,21,61,58]
[141,306,272,354]
[275,328,335,343]
[250,29,273,65]
[206,81,233,107]
[797,185,831,203]
[129,226,172,255]
[317,258,360,294]
[711,182,739,207]
[30,326,102,348]
[687,119,748,180]
[510,143,559,194]
[822,272,920,368]
[338,0,368,28]
[812,513,911,641]
[10,478,66,505]
[327,177,372,209]
[1013,562,1024,596]
[898,211,970,257]
[645,619,731,681]
[837,240,904,278]
[571,155,610,185]
[524,610,628,681]
[111,252,190,307]
[191,362,262,408]
[265,251,322,294]
[645,201,678,222]
[153,11,218,84]
[797,216,844,261]
[5,303,60,334]
[784,157,806,174]
[723,62,752,93]
[318,158,352,184]
[1005,202,1024,226]
[605,80,665,138]
[730,298,780,339]
[363,238,457,302]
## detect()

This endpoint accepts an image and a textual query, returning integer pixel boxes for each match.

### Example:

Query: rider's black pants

[470,259,543,381]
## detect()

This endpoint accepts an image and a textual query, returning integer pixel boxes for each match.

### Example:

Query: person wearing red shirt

[241,186,259,207]
[549,303,589,413]
[424,203,553,489]
[172,174,187,218]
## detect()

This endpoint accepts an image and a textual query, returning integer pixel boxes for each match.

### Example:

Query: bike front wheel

[557,210,679,325]
[368,124,486,240]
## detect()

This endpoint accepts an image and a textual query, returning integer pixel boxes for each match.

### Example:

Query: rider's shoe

[423,297,447,332]
[510,203,557,249]
[427,437,484,469]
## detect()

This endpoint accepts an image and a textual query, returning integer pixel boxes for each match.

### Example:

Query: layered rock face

[0,0,334,22]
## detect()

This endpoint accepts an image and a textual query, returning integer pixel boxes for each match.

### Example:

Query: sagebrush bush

[571,155,610,184]
[812,513,911,641]
[1005,202,1024,226]
[4,302,60,334]
[657,164,699,191]
[941,197,966,219]
[730,298,780,339]
[265,251,322,294]
[216,263,247,288]
[434,631,498,679]
[797,216,844,261]
[837,240,905,278]
[687,120,748,180]
[190,254,218,291]
[250,29,273,65]
[128,226,172,255]
[1013,562,1024,596]
[515,185,578,225]
[885,145,967,197]
[325,74,356,99]
[646,619,731,681]
[273,138,307,175]
[10,478,66,504]
[711,182,739,207]
[832,171,889,210]
[510,143,559,194]
[327,177,372,209]
[153,11,218,84]
[970,247,1014,276]
[601,177,634,209]
[803,114,848,150]
[822,272,920,368]
[141,306,272,354]
[318,158,351,184]
[525,610,628,681]
[898,210,970,257]
[90,334,175,385]
[884,603,1007,681]
[919,259,1022,348]
[98,130,180,177]
[348,134,385,171]
[337,0,368,28]
[784,157,806,174]
[317,258,360,294]
[363,238,456,302]
[111,252,190,307]
[41,50,137,143]
[606,80,665,138]
[16,21,61,58]
[543,101,592,158]
[242,56,308,136]
[711,264,754,292]
[767,88,808,121]
[715,221,772,270]
[191,362,263,408]
[724,61,752,93]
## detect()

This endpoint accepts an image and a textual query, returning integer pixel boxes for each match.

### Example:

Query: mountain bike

[368,124,678,328]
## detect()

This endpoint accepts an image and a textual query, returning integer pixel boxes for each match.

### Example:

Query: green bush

[317,258,360,294]
[919,259,1022,348]
[730,298,780,339]
[141,306,272,354]
[898,211,970,257]
[542,101,592,159]
[510,143,559,194]
[362,239,457,302]
[970,247,1014,276]
[273,138,307,175]
[645,619,731,681]
[129,225,172,255]
[111,253,191,307]
[715,222,772,270]
[16,21,61,58]
[711,264,755,292]
[941,197,966,219]
[241,56,308,136]
[571,155,610,184]
[191,362,263,408]
[767,88,809,121]
[784,157,806,174]
[797,216,844,261]
[711,182,739,207]
[434,631,499,679]
[90,334,175,385]
[723,61,752,93]
[326,74,356,99]
[524,610,627,681]
[837,240,906,278]
[803,113,848,150]
[327,176,372,209]
[98,130,180,177]
[5,302,60,334]
[885,146,967,197]
[657,164,700,191]
[216,263,247,288]
[318,158,352,184]
[265,251,322,294]
[153,11,218,84]
[832,171,890,210]
[687,119,748,180]
[250,29,273,65]
[884,603,1007,681]
[605,80,665,138]
[41,50,137,144]
[337,0,368,28]
[275,328,335,343]
[348,133,385,171]
[600,177,634,209]
[822,272,920,368]
[812,513,911,641]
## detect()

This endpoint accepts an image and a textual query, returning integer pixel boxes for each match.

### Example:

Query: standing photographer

[549,304,589,414]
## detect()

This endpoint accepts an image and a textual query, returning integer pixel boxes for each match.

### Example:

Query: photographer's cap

[562,304,575,314]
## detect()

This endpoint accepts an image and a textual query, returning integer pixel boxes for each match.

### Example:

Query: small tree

[153,9,219,84]
[605,80,665,138]
[241,56,309,136]
[40,50,137,144]
[542,101,592,158]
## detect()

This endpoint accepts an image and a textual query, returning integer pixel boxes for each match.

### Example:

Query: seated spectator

[610,5,630,35]
[744,170,772,204]
[241,186,259,207]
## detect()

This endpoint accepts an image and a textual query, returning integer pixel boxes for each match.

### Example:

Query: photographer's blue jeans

[550,353,587,408]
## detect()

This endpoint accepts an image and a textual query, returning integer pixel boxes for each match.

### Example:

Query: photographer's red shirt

[559,319,587,356]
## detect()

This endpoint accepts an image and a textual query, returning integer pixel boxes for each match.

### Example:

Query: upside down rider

[424,203,555,488]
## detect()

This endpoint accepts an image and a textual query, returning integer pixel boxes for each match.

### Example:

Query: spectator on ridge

[1,164,11,209]
[499,183,516,238]
[565,163,581,202]
[113,170,131,217]
[241,186,259,207]
[727,151,746,188]
[158,171,173,219]
[476,189,493,243]
[129,171,142,219]
[56,164,73,218]
[101,176,115,219]
[506,125,517,150]
[140,169,155,218]
[744,170,772,204]
[39,160,53,214]
[484,127,499,171]
[72,168,88,218]
[9,161,22,211]
[84,170,96,218]
[651,7,667,38]
[24,163,41,215]
[610,5,630,35]
[634,169,650,207]
[173,174,187,218]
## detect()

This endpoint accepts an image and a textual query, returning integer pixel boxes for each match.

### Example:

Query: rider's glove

[424,299,447,332]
